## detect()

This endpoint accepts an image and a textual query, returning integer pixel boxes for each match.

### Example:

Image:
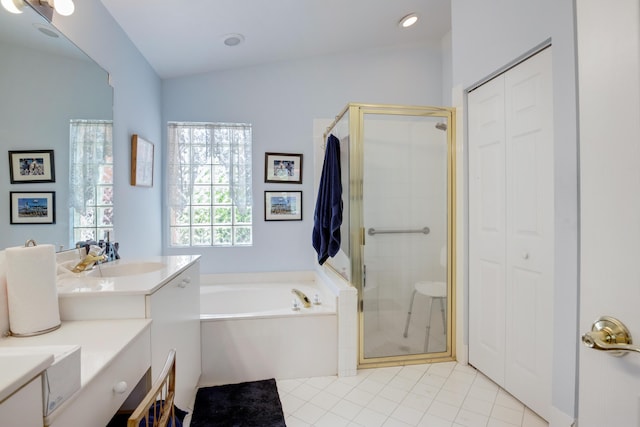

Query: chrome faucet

[72,245,106,273]
[291,288,311,308]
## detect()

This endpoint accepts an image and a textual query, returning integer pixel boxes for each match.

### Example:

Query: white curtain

[69,120,113,214]
[167,122,252,214]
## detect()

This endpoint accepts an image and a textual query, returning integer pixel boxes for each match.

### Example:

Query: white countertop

[56,255,199,297]
[0,353,53,403]
[0,319,152,419]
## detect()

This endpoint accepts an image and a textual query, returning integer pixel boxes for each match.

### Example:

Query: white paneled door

[577,1,640,426]
[469,47,553,421]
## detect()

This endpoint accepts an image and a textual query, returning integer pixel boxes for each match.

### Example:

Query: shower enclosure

[323,103,456,367]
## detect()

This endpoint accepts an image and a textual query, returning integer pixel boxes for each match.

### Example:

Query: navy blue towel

[312,134,343,265]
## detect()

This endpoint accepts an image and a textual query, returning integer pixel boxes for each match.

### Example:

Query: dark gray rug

[190,378,286,427]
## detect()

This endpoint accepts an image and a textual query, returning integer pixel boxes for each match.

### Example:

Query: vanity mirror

[0,7,113,250]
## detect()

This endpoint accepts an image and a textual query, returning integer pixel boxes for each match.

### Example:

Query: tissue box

[0,345,81,415]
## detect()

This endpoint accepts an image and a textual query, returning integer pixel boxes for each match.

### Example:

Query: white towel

[6,244,60,336]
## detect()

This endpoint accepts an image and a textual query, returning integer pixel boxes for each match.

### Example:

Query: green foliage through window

[168,122,253,246]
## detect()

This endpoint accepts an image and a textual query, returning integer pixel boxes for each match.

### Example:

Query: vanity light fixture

[1,0,24,14]
[2,0,75,16]
[399,13,418,28]
[42,0,74,16]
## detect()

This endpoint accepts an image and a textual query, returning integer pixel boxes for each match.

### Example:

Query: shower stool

[403,281,447,353]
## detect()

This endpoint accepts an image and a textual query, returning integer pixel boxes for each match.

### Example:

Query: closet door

[468,47,553,420]
[468,75,507,386]
[504,48,553,419]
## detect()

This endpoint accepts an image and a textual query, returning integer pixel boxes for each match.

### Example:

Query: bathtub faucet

[291,288,312,308]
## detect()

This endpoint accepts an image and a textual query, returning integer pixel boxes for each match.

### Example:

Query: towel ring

[24,239,37,247]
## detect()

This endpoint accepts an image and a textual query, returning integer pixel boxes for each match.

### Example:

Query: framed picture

[264,191,302,221]
[264,152,303,184]
[8,150,55,183]
[10,191,56,224]
[131,134,154,187]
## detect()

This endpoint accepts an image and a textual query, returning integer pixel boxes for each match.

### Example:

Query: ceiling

[0,5,88,61]
[99,0,452,79]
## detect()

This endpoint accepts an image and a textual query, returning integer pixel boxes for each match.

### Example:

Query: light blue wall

[451,0,578,422]
[53,0,163,258]
[162,42,446,274]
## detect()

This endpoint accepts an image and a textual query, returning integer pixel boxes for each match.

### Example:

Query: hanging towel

[312,134,343,265]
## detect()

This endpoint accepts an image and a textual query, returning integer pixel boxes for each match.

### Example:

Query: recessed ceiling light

[223,34,245,47]
[399,13,418,28]
[33,23,60,38]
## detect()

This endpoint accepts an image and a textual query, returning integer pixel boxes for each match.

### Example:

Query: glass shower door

[360,111,452,364]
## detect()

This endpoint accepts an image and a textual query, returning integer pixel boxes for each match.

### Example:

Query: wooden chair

[128,349,177,427]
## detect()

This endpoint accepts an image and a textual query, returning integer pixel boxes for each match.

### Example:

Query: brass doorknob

[582,316,640,356]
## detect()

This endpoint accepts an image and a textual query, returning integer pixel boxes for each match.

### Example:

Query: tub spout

[291,288,311,308]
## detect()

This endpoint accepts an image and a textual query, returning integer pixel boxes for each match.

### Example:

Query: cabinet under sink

[56,255,201,411]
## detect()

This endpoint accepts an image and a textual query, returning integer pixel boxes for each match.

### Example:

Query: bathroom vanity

[0,255,200,426]
[0,319,151,427]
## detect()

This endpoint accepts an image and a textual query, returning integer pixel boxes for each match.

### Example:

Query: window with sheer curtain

[69,120,114,246]
[167,122,252,247]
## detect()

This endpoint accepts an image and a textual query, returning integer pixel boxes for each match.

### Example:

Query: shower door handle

[363,264,366,288]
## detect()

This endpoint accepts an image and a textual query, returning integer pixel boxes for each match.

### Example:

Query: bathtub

[199,275,339,386]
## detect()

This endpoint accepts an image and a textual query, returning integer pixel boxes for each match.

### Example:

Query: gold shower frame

[323,103,457,368]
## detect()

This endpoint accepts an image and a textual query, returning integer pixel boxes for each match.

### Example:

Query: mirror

[0,7,113,250]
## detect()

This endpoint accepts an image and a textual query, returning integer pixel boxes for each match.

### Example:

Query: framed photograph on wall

[10,191,56,224]
[131,134,154,187]
[264,152,303,184]
[264,191,302,221]
[8,150,55,183]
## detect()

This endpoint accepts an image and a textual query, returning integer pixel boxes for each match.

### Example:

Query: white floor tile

[353,407,389,427]
[344,387,376,406]
[290,382,323,401]
[455,408,490,427]
[367,394,400,416]
[274,362,548,427]
[378,385,409,403]
[428,400,461,422]
[325,380,355,398]
[331,399,364,420]
[280,393,306,415]
[285,414,311,427]
[436,389,467,407]
[462,395,494,417]
[310,390,342,411]
[292,401,327,425]
[418,413,454,427]
[306,375,337,390]
[491,403,524,426]
[401,392,433,413]
[522,408,547,427]
[390,403,425,425]
[314,411,351,427]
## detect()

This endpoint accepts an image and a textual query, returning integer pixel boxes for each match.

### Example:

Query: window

[167,122,252,246]
[69,120,114,245]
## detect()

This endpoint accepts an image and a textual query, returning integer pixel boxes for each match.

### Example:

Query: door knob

[581,316,640,356]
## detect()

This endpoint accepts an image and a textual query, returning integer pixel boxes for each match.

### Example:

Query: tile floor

[277,361,548,427]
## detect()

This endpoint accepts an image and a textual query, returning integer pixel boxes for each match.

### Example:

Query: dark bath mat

[190,378,286,427]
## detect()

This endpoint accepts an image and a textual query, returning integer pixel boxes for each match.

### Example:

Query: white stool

[403,281,447,353]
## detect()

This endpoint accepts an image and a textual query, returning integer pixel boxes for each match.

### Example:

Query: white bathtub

[199,276,339,386]
[200,282,335,320]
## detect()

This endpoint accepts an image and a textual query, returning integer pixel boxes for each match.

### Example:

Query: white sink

[85,261,165,277]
